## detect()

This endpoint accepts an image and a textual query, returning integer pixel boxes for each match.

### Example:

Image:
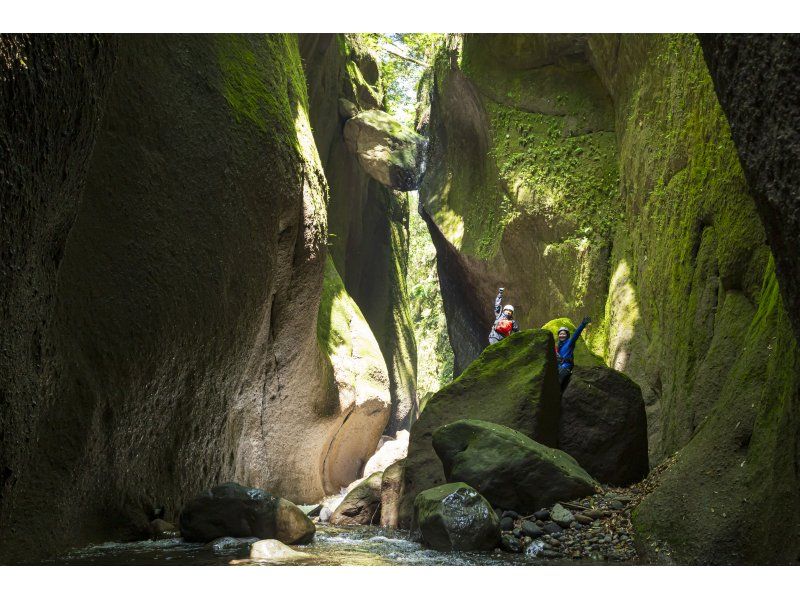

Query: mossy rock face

[432,419,598,513]
[418,34,618,373]
[301,34,418,435]
[344,109,425,190]
[559,366,648,486]
[413,483,499,552]
[397,329,561,527]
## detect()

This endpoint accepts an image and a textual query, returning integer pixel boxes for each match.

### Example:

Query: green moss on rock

[398,329,561,526]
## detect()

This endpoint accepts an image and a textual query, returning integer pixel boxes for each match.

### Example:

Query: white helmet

[503,304,514,314]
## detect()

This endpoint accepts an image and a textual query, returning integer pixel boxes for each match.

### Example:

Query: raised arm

[569,316,590,345]
[494,288,504,316]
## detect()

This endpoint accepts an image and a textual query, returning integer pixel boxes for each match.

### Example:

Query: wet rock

[318,506,333,523]
[534,509,550,521]
[584,509,605,520]
[343,109,425,190]
[380,459,405,528]
[541,549,560,558]
[521,521,544,538]
[500,534,523,553]
[501,510,520,520]
[575,514,593,525]
[330,471,383,526]
[542,522,563,535]
[250,539,313,563]
[500,517,515,531]
[179,483,315,545]
[209,536,259,555]
[551,504,575,528]
[432,419,599,513]
[414,483,500,552]
[559,365,649,486]
[148,518,179,540]
[609,500,624,510]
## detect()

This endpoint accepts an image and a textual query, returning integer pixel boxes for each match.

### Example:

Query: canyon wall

[418,33,799,563]
[0,34,391,563]
[300,34,418,433]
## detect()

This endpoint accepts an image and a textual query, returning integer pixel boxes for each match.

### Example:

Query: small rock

[533,509,550,521]
[550,504,575,528]
[513,528,523,538]
[319,506,332,522]
[148,518,179,540]
[521,521,544,538]
[609,500,624,510]
[542,522,563,535]
[499,516,514,531]
[500,534,523,553]
[575,513,593,525]
[501,510,520,520]
[541,549,560,558]
[584,509,606,519]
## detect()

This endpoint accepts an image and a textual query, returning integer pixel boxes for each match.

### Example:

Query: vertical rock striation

[418,33,799,563]
[300,34,418,434]
[0,34,391,563]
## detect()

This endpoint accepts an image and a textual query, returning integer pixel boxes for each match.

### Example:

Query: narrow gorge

[1,33,798,566]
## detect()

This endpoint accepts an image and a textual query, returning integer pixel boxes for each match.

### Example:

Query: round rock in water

[550,504,575,528]
[249,539,313,563]
[414,482,500,552]
[179,482,315,544]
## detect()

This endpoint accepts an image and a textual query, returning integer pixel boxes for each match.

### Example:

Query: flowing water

[46,524,585,566]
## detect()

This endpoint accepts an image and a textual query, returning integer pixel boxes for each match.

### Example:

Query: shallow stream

[47,524,587,566]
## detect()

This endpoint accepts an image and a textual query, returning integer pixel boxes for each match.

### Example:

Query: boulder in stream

[179,483,315,544]
[380,459,406,528]
[248,539,314,563]
[432,419,599,513]
[329,471,383,525]
[413,482,500,552]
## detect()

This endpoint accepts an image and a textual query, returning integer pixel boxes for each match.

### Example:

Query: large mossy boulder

[329,471,384,526]
[559,365,648,486]
[344,109,424,190]
[179,483,315,545]
[433,419,598,513]
[413,483,499,552]
[398,329,561,527]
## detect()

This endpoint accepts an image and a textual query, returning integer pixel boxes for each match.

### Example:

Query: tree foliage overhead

[359,33,444,126]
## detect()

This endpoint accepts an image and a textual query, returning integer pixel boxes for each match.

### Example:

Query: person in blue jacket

[488,287,519,344]
[555,316,591,389]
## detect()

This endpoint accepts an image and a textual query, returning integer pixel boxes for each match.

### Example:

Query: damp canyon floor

[46,524,638,566]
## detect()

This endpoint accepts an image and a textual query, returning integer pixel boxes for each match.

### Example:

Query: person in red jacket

[488,287,519,344]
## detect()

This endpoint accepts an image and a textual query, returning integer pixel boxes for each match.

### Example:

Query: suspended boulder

[344,109,425,190]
